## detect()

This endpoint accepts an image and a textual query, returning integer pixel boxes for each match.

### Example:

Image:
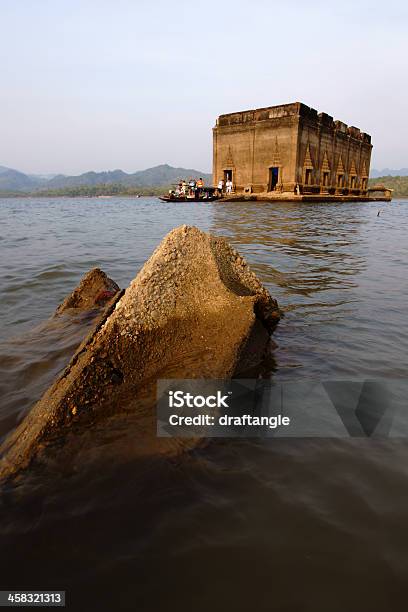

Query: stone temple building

[212,102,372,198]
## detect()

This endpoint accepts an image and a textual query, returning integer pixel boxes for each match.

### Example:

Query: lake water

[0,197,407,611]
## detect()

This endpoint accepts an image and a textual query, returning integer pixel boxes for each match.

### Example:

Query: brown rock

[0,226,280,481]
[55,268,120,314]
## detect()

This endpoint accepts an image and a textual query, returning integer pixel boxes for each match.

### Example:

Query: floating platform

[219,186,393,203]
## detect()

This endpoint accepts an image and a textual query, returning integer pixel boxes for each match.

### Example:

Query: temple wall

[251,117,298,192]
[213,103,299,194]
[213,102,372,196]
[297,108,372,195]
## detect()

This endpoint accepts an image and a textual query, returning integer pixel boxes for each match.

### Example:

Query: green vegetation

[0,184,173,198]
[368,176,408,198]
[32,184,168,197]
[0,190,24,197]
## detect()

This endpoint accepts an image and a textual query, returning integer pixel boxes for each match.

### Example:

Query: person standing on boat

[188,177,196,196]
[218,179,224,196]
[196,177,204,199]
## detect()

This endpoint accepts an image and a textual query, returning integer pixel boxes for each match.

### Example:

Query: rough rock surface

[55,268,120,314]
[0,226,280,481]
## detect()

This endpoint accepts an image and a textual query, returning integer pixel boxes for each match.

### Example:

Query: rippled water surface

[0,197,407,611]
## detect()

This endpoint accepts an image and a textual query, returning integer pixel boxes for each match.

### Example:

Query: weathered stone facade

[213,102,372,197]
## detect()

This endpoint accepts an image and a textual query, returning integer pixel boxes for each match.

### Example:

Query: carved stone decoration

[302,143,314,187]
[271,137,282,167]
[335,155,346,190]
[336,155,345,174]
[348,159,358,189]
[321,150,331,173]
[303,143,314,170]
[320,150,331,191]
[224,145,235,168]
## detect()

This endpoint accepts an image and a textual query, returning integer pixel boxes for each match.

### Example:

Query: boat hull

[159,196,218,202]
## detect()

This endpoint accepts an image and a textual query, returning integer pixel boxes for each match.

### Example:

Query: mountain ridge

[370,168,408,178]
[0,166,46,191]
[0,163,212,192]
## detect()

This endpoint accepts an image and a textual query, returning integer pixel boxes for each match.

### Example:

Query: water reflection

[210,200,408,380]
[210,200,367,297]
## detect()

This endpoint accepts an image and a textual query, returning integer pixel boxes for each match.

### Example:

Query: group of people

[217,178,233,196]
[168,176,233,200]
[172,177,205,197]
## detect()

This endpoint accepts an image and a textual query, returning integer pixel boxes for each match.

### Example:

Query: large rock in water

[55,267,120,314]
[0,226,280,481]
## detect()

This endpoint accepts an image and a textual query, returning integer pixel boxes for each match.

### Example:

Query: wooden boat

[159,186,219,202]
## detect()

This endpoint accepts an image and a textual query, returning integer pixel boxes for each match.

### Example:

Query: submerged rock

[55,268,120,314]
[0,269,121,444]
[0,226,280,481]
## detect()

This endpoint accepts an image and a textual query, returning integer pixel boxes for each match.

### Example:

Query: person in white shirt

[226,179,233,194]
[217,179,224,196]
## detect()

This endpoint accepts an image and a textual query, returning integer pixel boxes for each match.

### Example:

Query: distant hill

[28,173,59,181]
[0,163,212,193]
[368,175,408,197]
[0,165,45,191]
[46,170,130,189]
[370,168,408,178]
[129,165,211,187]
[45,164,211,189]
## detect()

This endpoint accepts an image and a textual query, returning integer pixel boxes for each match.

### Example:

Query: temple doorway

[268,167,279,191]
[304,168,313,186]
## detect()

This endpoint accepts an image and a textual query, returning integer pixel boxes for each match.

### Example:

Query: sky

[1,0,407,175]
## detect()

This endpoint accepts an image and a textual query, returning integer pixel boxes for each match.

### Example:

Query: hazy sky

[1,0,407,174]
